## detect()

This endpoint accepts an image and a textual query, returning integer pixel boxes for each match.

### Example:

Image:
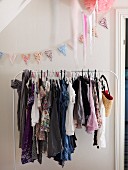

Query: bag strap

[99,75,110,95]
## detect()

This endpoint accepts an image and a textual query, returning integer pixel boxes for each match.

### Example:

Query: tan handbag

[100,75,113,117]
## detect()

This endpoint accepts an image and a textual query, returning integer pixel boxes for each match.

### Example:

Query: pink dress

[86,80,98,133]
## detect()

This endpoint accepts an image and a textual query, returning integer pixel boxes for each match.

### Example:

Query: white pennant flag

[8,54,17,64]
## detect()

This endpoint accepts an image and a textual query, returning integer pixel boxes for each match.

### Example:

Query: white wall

[0,0,128,170]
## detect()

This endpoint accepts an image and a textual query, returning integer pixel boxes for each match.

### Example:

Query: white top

[65,82,76,136]
[97,85,106,148]
[31,72,39,127]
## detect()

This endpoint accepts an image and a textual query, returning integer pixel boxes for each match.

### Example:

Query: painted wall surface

[0,0,127,170]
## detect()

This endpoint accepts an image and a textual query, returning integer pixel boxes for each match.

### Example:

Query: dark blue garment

[54,80,75,166]
[125,69,128,122]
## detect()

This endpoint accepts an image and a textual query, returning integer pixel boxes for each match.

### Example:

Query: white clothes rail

[12,69,118,170]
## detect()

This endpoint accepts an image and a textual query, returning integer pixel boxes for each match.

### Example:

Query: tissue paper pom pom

[78,0,97,15]
[98,0,114,13]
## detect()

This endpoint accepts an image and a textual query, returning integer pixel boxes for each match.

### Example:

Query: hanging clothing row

[11,69,114,167]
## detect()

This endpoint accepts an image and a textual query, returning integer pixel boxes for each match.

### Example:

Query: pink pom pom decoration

[98,0,114,13]
[78,0,97,14]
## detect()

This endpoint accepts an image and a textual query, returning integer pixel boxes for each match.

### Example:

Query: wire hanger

[64,70,66,80]
[41,70,43,80]
[60,70,63,80]
[82,69,83,77]
[88,69,90,79]
[46,70,48,81]
[94,69,97,81]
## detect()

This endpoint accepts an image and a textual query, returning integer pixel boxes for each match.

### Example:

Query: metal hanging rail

[12,69,118,170]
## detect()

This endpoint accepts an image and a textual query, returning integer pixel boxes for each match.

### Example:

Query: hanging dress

[86,80,98,133]
[21,83,34,164]
[97,84,106,148]
[48,81,62,158]
[65,82,76,136]
[11,69,30,148]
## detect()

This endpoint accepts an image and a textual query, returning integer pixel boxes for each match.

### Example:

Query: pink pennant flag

[8,54,17,64]
[44,50,53,61]
[99,17,108,29]
[22,54,30,64]
[79,34,84,43]
[34,52,43,64]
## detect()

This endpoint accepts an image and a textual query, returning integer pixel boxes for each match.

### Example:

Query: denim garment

[125,69,128,122]
[55,80,74,166]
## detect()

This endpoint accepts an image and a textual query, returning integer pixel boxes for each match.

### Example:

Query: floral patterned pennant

[99,17,108,29]
[34,52,43,64]
[79,34,84,43]
[44,50,53,61]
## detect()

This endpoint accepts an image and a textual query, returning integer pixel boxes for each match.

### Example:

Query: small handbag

[100,75,113,117]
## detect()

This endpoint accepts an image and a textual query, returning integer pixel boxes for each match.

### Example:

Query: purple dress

[21,84,34,164]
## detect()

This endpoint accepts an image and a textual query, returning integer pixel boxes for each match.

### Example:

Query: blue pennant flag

[58,44,67,56]
[0,52,4,58]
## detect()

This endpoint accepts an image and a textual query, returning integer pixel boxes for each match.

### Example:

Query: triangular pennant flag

[67,41,73,49]
[79,34,84,43]
[8,54,17,64]
[99,17,108,29]
[34,52,42,64]
[0,52,4,58]
[44,50,53,61]
[22,54,30,64]
[58,44,67,56]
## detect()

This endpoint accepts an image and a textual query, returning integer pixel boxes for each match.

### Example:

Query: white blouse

[97,85,106,148]
[65,82,76,136]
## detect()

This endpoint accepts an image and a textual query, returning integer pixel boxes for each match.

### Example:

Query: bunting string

[0,36,89,64]
[0,40,71,64]
[0,3,109,65]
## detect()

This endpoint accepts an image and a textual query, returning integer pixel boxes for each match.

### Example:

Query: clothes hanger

[94,69,96,79]
[88,69,90,79]
[71,72,74,84]
[60,70,63,80]
[63,70,66,80]
[46,70,48,81]
[94,69,98,82]
[82,69,83,77]
[41,70,43,80]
